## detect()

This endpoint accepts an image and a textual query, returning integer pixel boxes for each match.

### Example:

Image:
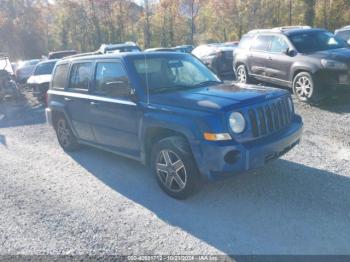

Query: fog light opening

[224,150,241,164]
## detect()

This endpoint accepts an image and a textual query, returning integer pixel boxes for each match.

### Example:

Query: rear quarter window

[238,36,252,50]
[51,64,69,89]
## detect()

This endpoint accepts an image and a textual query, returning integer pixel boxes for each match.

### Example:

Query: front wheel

[236,65,249,84]
[151,136,200,199]
[292,72,322,103]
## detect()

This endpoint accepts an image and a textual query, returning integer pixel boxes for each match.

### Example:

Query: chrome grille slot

[248,109,259,137]
[246,96,293,139]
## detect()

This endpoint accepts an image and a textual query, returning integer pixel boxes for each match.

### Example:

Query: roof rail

[62,51,100,60]
[273,25,311,31]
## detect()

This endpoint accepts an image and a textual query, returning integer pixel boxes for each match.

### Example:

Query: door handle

[90,101,99,106]
[64,97,73,102]
[268,56,272,60]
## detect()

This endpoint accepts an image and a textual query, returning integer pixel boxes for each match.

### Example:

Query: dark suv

[46,52,302,199]
[233,27,350,103]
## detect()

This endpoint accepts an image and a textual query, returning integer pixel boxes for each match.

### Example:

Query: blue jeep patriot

[46,52,303,199]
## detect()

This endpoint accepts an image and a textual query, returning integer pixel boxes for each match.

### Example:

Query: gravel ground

[0,89,349,256]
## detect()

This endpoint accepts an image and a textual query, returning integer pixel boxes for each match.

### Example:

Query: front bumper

[190,115,303,180]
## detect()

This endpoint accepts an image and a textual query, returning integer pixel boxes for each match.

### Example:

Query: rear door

[248,35,273,78]
[264,35,294,86]
[65,61,95,141]
[89,59,141,158]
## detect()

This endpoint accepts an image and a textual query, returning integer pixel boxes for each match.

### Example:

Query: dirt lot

[0,89,349,255]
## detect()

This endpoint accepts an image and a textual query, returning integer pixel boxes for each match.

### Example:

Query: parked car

[144,48,177,52]
[173,45,195,53]
[15,59,41,84]
[0,54,19,100]
[335,25,350,44]
[233,26,350,103]
[97,42,141,54]
[48,50,78,60]
[46,52,303,199]
[27,59,58,103]
[192,43,236,78]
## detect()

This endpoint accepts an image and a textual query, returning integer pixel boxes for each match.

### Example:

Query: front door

[89,60,141,158]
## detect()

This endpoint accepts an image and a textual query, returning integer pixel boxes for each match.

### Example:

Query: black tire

[292,72,323,103]
[236,64,250,84]
[54,114,80,151]
[151,136,200,199]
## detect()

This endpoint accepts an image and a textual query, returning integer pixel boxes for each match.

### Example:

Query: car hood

[308,48,350,63]
[27,74,52,85]
[149,82,287,112]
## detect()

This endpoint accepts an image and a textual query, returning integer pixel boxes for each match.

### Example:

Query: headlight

[229,112,246,134]
[321,59,347,70]
[287,96,294,113]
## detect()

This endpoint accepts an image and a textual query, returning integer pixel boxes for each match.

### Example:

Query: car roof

[37,59,59,65]
[246,27,326,37]
[57,52,189,64]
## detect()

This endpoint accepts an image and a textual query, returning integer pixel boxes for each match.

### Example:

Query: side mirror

[285,48,297,57]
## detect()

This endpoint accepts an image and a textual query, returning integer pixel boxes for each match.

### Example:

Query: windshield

[132,55,221,94]
[34,61,57,75]
[289,31,347,53]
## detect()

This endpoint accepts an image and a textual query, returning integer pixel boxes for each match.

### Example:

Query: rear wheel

[54,115,80,151]
[151,136,200,199]
[236,65,250,84]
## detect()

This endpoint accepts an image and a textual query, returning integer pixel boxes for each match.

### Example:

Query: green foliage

[0,0,349,59]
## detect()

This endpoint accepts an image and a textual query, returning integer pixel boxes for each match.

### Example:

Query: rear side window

[95,62,131,98]
[336,30,350,41]
[51,64,69,89]
[238,36,252,50]
[251,35,273,51]
[69,62,92,90]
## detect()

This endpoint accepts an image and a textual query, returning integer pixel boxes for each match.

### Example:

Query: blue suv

[46,52,303,199]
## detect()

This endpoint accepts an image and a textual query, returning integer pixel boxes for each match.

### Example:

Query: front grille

[248,96,292,138]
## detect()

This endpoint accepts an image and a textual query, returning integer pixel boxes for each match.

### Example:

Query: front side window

[52,64,69,89]
[251,35,273,51]
[132,54,221,93]
[269,36,289,53]
[69,62,92,90]
[289,31,347,53]
[95,62,131,98]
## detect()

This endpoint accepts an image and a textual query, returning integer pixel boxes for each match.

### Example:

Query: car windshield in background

[107,46,141,53]
[133,55,221,93]
[18,59,40,68]
[34,62,57,75]
[289,31,347,53]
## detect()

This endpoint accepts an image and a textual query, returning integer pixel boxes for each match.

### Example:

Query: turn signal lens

[204,132,231,141]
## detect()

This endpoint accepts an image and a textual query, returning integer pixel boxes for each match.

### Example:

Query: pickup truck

[46,52,303,199]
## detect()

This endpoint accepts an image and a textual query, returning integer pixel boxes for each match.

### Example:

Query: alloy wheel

[56,119,72,147]
[295,76,313,99]
[237,66,247,83]
[156,150,187,192]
